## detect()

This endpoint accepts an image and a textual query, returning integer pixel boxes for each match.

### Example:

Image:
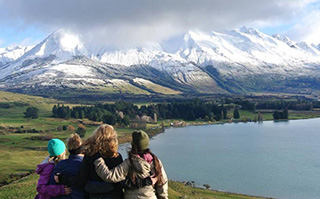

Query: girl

[51,133,85,199]
[76,124,124,199]
[35,138,71,199]
[94,130,168,199]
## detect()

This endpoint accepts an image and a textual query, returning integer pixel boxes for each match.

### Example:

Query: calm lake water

[119,118,320,199]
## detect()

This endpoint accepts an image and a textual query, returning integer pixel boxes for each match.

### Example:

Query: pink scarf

[138,153,153,164]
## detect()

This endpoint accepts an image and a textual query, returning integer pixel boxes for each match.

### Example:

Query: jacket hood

[36,161,54,175]
[130,155,152,179]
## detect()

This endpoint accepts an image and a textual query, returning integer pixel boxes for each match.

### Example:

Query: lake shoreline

[145,117,320,199]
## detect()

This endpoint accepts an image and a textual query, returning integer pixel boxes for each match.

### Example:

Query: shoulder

[39,163,55,175]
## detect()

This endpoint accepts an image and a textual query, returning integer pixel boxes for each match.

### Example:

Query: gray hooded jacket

[94,155,168,199]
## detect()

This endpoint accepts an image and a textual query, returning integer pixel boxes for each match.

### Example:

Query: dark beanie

[132,130,149,151]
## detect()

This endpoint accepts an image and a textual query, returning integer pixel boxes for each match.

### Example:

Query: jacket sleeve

[36,166,66,197]
[94,157,130,183]
[155,160,168,199]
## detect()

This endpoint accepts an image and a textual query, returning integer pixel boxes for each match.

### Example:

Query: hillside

[0,174,270,199]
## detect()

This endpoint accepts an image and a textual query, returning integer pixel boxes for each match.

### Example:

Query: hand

[93,153,102,162]
[64,187,72,195]
[54,173,60,183]
[151,175,158,186]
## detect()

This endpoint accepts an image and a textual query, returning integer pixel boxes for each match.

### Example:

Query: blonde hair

[83,124,119,158]
[67,133,82,150]
[49,151,66,164]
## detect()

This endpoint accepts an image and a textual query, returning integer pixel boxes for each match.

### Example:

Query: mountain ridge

[1,27,320,99]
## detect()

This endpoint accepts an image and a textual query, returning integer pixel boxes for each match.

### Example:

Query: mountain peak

[20,29,87,61]
[238,26,264,37]
[46,29,85,52]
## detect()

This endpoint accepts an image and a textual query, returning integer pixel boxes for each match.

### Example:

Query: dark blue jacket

[50,155,84,199]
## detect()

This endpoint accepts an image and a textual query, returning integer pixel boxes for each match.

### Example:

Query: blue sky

[0,0,320,48]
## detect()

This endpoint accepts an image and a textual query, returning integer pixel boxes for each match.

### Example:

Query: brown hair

[128,145,165,185]
[67,133,82,151]
[83,124,119,158]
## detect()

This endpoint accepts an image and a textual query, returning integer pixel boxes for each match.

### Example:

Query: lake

[119,118,320,199]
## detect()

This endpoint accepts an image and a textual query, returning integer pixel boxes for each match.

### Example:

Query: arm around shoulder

[94,157,130,183]
[36,165,66,197]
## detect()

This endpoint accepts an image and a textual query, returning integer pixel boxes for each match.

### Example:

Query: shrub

[24,107,39,119]
[76,126,86,138]
[67,125,76,131]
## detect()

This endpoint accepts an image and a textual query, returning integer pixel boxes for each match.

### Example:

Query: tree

[233,108,240,119]
[273,111,281,120]
[282,109,289,119]
[257,112,264,121]
[24,107,39,119]
[76,125,86,138]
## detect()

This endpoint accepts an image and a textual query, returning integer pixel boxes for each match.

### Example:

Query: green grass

[168,181,270,199]
[0,175,270,199]
[0,174,38,199]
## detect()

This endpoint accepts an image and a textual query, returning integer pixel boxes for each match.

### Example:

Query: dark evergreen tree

[233,108,240,119]
[24,107,39,119]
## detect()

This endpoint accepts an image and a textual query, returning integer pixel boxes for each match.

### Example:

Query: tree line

[52,99,229,124]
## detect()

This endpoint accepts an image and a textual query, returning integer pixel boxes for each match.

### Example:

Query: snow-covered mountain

[0,46,33,65]
[1,27,320,98]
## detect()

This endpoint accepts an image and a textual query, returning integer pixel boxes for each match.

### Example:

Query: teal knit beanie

[132,130,149,151]
[47,139,66,157]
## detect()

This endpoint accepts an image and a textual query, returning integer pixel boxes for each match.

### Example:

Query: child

[51,133,85,199]
[94,130,168,199]
[35,139,71,199]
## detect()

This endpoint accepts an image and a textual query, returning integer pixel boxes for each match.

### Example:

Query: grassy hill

[0,174,270,199]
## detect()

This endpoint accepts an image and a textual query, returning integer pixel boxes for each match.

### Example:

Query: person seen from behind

[94,130,168,199]
[35,139,71,199]
[51,133,85,199]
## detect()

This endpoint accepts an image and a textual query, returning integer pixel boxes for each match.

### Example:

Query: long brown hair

[128,145,165,185]
[83,124,119,158]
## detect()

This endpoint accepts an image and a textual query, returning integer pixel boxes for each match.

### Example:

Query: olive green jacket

[94,155,168,199]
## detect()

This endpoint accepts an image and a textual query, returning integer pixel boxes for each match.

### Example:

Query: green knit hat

[132,130,149,151]
[47,139,66,157]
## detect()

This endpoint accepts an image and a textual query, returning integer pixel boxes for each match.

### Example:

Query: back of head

[131,130,149,152]
[67,133,84,155]
[83,124,119,158]
[129,130,165,185]
[47,138,66,163]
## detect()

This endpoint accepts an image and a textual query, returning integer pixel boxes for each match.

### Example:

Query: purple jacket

[35,158,66,199]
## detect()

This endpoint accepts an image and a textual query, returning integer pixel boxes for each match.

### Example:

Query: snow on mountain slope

[20,29,87,62]
[1,27,320,96]
[0,46,33,64]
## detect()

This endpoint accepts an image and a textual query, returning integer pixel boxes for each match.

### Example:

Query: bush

[24,107,39,119]
[67,125,76,131]
[76,126,86,138]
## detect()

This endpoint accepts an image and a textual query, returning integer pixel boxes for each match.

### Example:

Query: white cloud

[0,0,318,47]
[286,10,320,44]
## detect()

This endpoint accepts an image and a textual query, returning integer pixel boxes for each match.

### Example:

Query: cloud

[0,0,318,47]
[285,10,320,44]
